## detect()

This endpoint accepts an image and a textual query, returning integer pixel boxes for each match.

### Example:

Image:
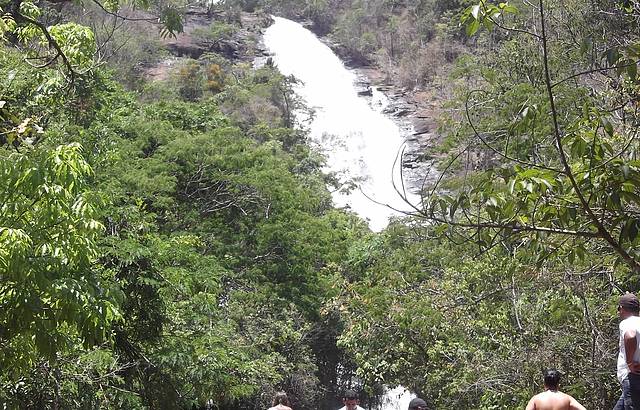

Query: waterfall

[263,16,420,410]
[263,17,419,232]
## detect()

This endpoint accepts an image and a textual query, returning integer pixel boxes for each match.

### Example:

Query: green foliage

[419,0,640,272]
[44,73,360,407]
[0,8,16,39]
[1,12,367,405]
[1,0,184,83]
[216,65,306,130]
[338,224,622,408]
[48,23,96,70]
[0,142,120,375]
[158,7,183,39]
[11,0,640,408]
[326,1,640,408]
[460,1,519,36]
[192,21,237,43]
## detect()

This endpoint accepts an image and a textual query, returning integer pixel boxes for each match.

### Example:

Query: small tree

[408,0,640,274]
[177,61,204,101]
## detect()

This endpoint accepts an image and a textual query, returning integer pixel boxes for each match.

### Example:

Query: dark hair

[408,397,428,409]
[620,293,640,314]
[544,369,561,390]
[343,389,358,400]
[273,392,289,406]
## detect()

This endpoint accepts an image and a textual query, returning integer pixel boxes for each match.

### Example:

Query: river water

[263,16,418,410]
[263,17,420,233]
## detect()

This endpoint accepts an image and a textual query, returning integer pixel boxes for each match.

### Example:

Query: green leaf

[610,191,622,210]
[629,220,639,243]
[450,197,459,219]
[606,47,621,66]
[159,7,183,38]
[602,119,614,137]
[628,61,638,82]
[621,190,640,205]
[500,3,519,13]
[466,19,481,36]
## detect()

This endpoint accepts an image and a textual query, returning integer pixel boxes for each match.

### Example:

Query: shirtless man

[525,369,586,410]
[268,391,293,410]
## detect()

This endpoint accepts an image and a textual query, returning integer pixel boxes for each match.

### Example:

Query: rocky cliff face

[161,7,273,61]
[351,68,440,191]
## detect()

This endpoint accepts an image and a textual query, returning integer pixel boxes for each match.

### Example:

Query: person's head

[543,369,561,391]
[272,391,289,406]
[342,389,359,410]
[618,293,640,319]
[408,397,428,410]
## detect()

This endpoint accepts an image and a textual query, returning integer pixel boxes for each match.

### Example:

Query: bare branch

[552,59,640,89]
[90,0,158,24]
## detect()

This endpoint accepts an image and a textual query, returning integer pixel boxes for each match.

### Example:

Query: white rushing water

[379,386,416,410]
[263,17,420,232]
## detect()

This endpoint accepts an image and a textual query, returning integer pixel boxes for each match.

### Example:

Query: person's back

[525,390,585,410]
[268,391,293,410]
[268,405,292,410]
[525,370,586,410]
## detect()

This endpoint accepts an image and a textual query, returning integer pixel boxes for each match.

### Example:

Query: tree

[0,142,120,376]
[337,222,621,408]
[0,0,183,81]
[409,0,640,274]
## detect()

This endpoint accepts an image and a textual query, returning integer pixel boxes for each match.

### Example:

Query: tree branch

[12,11,77,81]
[552,59,640,89]
[538,0,640,273]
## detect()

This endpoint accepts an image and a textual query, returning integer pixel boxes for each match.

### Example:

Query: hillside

[2,0,640,408]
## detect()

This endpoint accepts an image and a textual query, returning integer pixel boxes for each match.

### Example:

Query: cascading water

[263,16,419,410]
[263,17,420,232]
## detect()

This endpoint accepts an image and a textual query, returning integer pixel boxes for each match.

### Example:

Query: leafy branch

[405,0,640,272]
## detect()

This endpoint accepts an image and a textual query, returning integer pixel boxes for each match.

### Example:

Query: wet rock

[357,87,373,96]
[403,161,420,169]
[394,108,411,117]
[298,19,314,29]
[354,75,372,96]
[253,56,271,69]
[413,121,431,136]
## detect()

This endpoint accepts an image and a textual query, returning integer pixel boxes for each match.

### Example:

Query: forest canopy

[2,0,640,408]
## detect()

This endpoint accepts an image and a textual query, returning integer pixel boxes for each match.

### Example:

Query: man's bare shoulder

[530,390,575,410]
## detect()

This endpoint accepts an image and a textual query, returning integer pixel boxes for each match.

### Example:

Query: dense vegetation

[0,4,367,405]
[2,0,640,408]
[244,0,640,407]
